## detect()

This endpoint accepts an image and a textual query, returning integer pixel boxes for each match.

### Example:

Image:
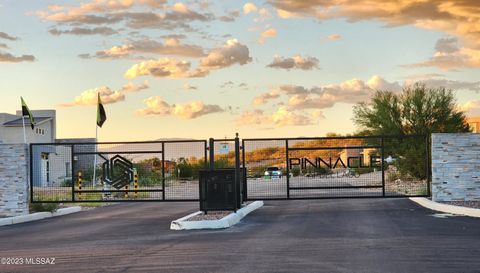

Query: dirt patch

[385,178,428,195]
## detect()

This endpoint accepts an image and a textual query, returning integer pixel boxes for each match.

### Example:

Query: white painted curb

[12,212,51,224]
[52,206,82,216]
[410,197,480,218]
[0,206,82,227]
[171,201,264,230]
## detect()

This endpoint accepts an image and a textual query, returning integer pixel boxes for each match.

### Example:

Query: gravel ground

[440,201,480,209]
[186,211,232,221]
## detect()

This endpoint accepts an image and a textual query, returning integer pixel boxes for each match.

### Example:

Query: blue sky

[1,0,479,141]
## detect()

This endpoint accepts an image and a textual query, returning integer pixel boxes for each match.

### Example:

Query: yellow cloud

[259,28,277,44]
[243,3,257,14]
[124,39,251,79]
[137,96,223,119]
[61,86,125,106]
[327,34,341,40]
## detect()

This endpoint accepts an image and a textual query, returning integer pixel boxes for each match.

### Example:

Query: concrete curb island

[171,201,264,230]
[0,206,82,226]
[410,197,480,218]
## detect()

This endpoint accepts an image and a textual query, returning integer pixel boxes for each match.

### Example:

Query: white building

[0,109,94,187]
[0,110,56,144]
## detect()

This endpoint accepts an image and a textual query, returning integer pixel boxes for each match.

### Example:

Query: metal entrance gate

[30,135,430,203]
[30,140,207,202]
[242,135,430,200]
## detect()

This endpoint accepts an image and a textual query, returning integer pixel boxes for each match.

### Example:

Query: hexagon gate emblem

[102,155,134,189]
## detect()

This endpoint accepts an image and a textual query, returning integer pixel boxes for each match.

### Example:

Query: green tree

[353,83,471,135]
[353,83,471,179]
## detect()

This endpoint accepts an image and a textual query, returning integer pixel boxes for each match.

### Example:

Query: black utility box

[199,168,245,212]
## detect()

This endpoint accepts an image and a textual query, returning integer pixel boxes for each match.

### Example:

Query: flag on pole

[96,93,107,128]
[21,96,35,130]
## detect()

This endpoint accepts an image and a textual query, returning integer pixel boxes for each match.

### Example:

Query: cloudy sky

[1,0,479,141]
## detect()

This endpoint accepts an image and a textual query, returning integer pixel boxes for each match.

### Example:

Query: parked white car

[264,167,282,178]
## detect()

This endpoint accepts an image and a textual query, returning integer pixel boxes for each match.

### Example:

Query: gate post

[209,138,214,170]
[381,137,385,197]
[234,133,241,209]
[425,134,431,197]
[161,142,165,201]
[241,139,247,202]
[286,139,290,199]
[71,144,75,202]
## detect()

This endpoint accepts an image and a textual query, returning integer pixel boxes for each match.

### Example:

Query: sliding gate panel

[242,139,288,199]
[287,137,383,199]
[163,140,207,201]
[31,140,206,202]
[242,135,430,200]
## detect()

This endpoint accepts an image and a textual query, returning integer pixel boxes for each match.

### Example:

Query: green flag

[20,97,35,130]
[96,93,107,128]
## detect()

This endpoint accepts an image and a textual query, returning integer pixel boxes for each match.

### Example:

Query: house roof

[3,117,52,127]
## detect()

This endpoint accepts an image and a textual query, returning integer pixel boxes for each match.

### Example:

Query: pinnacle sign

[289,155,382,170]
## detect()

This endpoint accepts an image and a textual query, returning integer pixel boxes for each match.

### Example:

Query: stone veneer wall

[431,133,480,202]
[0,144,29,217]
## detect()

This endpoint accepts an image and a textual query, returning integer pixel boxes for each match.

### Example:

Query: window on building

[66,162,71,177]
[41,153,50,183]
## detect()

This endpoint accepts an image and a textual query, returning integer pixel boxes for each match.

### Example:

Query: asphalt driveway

[0,199,479,273]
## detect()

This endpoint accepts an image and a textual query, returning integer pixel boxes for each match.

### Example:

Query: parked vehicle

[264,167,282,178]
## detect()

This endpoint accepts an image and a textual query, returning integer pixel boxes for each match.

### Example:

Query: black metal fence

[242,135,430,200]
[30,135,430,203]
[31,140,207,202]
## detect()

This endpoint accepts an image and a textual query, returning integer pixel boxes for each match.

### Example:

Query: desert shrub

[29,202,59,213]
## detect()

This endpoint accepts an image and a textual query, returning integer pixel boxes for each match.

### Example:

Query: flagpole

[92,121,98,187]
[22,115,27,144]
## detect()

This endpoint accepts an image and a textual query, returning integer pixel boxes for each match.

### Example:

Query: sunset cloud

[121,81,150,93]
[183,83,198,91]
[270,0,480,41]
[460,100,480,116]
[236,107,322,127]
[125,39,251,79]
[259,28,277,44]
[252,75,402,109]
[60,81,150,106]
[36,0,213,32]
[124,58,207,79]
[0,52,35,63]
[404,78,480,92]
[137,96,223,119]
[199,39,251,69]
[236,109,270,125]
[60,86,125,106]
[253,90,280,105]
[270,0,480,70]
[243,3,258,14]
[173,101,223,119]
[403,37,480,70]
[0,32,35,63]
[267,55,320,70]
[276,9,297,19]
[81,38,205,59]
[49,27,118,36]
[219,10,241,22]
[271,106,316,127]
[0,32,18,41]
[327,34,341,41]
